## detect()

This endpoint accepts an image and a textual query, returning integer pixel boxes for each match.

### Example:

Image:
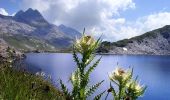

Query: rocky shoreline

[0,38,25,64]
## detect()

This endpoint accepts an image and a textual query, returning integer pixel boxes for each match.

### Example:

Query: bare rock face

[0,17,35,35]
[98,25,170,55]
[0,38,8,58]
[14,8,49,28]
[0,38,24,64]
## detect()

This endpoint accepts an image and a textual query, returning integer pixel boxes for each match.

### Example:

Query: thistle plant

[107,67,146,100]
[60,30,105,100]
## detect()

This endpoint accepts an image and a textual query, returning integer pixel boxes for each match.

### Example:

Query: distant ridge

[98,25,170,55]
[58,24,81,38]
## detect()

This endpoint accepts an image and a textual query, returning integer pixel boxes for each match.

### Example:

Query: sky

[0,0,170,41]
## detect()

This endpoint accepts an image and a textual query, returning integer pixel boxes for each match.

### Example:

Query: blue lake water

[25,53,170,100]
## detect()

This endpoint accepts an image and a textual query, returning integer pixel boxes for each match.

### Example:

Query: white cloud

[19,0,170,41]
[92,11,170,41]
[0,8,9,16]
[116,12,170,41]
[137,12,170,31]
[20,0,135,41]
[20,0,50,12]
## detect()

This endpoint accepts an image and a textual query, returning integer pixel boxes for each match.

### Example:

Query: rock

[98,25,170,55]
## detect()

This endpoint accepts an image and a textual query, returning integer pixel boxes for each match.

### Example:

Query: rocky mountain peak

[14,10,24,16]
[14,8,49,27]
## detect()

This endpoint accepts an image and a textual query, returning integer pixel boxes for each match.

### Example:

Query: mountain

[58,24,81,38]
[98,25,170,55]
[14,8,49,27]
[0,38,10,58]
[0,8,81,51]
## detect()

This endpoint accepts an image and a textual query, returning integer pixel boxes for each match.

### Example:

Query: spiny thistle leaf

[59,80,70,97]
[90,36,101,52]
[93,90,106,100]
[73,47,81,67]
[109,82,117,98]
[83,28,85,35]
[85,57,102,79]
[86,80,104,97]
[140,86,147,96]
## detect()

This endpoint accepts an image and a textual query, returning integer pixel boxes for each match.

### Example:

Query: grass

[0,62,64,100]
[112,39,133,47]
[100,30,158,48]
[1,34,56,51]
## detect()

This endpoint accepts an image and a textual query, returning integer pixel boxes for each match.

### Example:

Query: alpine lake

[24,53,170,100]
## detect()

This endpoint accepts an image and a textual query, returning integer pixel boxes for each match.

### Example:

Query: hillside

[0,8,81,52]
[98,25,170,55]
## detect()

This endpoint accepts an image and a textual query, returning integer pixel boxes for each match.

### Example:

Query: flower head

[74,35,99,54]
[109,67,132,83]
[126,80,146,97]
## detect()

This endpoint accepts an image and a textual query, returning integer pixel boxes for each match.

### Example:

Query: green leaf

[86,80,104,97]
[85,57,102,81]
[94,90,106,100]
[59,80,70,97]
[73,48,81,67]
[83,28,86,35]
[109,82,117,98]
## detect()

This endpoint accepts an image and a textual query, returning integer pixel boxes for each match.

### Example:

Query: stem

[118,83,122,100]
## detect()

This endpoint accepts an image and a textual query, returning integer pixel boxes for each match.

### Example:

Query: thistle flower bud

[108,67,146,99]
[74,35,98,53]
[126,81,146,97]
[109,67,131,82]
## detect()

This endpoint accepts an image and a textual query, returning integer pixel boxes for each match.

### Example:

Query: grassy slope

[1,34,56,52]
[0,63,64,100]
[101,26,163,49]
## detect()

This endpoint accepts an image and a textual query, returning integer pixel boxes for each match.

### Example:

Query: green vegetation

[0,32,146,100]
[60,32,104,100]
[111,31,157,47]
[0,34,56,52]
[0,48,64,99]
[60,33,146,100]
[112,39,133,47]
[0,62,64,100]
[106,67,146,100]
[131,31,157,43]
[100,29,159,49]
